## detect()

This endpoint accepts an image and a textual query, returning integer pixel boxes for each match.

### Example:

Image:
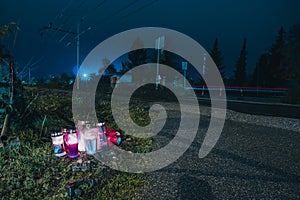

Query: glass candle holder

[62,128,69,153]
[84,125,98,155]
[97,123,108,149]
[77,120,86,152]
[99,122,106,134]
[51,132,66,157]
[64,130,80,158]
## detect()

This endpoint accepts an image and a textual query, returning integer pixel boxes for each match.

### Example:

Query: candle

[97,123,108,149]
[106,127,122,146]
[51,132,66,157]
[84,124,98,155]
[109,133,122,146]
[68,143,79,158]
[99,122,106,134]
[77,120,86,152]
[62,128,69,153]
[65,130,80,158]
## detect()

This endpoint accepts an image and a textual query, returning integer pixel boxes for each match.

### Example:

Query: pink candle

[68,143,79,158]
[65,130,80,158]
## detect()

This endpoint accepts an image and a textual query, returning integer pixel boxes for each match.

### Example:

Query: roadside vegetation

[0,86,152,199]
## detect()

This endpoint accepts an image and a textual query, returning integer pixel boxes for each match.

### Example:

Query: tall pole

[76,23,80,90]
[203,53,206,75]
[40,22,91,90]
[182,62,187,90]
[183,69,186,90]
[155,36,165,91]
[202,53,206,92]
[155,37,160,91]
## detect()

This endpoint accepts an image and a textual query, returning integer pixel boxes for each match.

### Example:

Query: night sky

[1,0,300,79]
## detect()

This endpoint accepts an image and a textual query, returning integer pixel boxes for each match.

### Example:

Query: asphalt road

[135,113,300,199]
[197,98,300,119]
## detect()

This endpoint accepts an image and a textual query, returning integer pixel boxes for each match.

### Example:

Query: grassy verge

[0,87,152,199]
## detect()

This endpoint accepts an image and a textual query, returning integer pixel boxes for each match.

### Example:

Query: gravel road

[134,104,300,199]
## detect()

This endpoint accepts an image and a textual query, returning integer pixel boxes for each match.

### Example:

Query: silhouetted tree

[0,22,15,65]
[121,61,131,73]
[0,22,17,40]
[234,39,247,86]
[120,37,147,74]
[268,27,286,86]
[252,53,270,87]
[100,58,117,75]
[285,23,300,81]
[210,38,225,79]
[106,63,117,75]
[60,73,72,85]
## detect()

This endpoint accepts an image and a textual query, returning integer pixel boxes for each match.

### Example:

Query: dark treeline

[117,23,300,88]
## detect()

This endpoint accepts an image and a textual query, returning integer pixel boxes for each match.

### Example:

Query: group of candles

[51,121,122,158]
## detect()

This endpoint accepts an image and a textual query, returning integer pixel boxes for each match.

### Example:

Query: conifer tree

[234,39,247,86]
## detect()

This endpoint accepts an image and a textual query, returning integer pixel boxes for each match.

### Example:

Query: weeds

[1,87,152,199]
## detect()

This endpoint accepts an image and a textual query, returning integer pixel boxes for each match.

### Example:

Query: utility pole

[202,53,206,75]
[182,62,187,90]
[155,36,165,91]
[76,24,80,89]
[40,23,91,89]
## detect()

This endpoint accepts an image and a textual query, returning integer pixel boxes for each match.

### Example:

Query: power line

[119,0,158,22]
[51,0,75,23]
[47,1,107,43]
[80,0,107,22]
[91,0,140,28]
[50,0,76,37]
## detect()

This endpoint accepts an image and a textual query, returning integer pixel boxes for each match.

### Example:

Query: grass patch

[1,87,152,199]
